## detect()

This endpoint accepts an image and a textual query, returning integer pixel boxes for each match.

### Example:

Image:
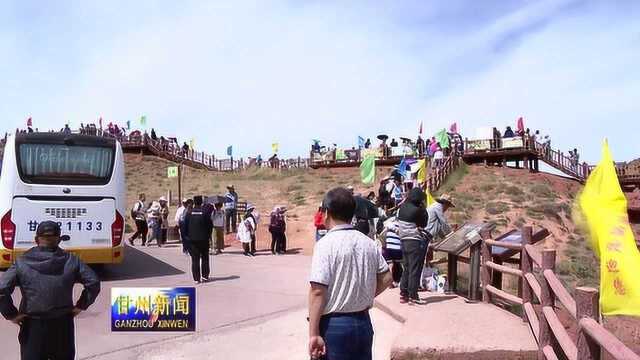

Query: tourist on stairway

[397,187,430,305]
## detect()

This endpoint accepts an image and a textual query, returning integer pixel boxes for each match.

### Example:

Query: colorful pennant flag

[517,117,524,133]
[426,188,435,206]
[140,115,147,126]
[272,143,279,153]
[358,136,365,149]
[359,154,376,185]
[126,120,131,130]
[189,138,195,149]
[226,146,233,156]
[435,128,450,148]
[398,157,407,178]
[26,117,32,127]
[578,140,640,315]
[417,159,427,184]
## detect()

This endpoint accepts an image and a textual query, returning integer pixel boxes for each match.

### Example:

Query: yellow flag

[426,188,435,206]
[189,138,195,149]
[272,143,279,153]
[417,159,428,184]
[579,140,640,316]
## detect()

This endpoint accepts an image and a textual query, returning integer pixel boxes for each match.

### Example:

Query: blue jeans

[320,311,373,360]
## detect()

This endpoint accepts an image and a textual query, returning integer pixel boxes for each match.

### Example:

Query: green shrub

[530,183,556,199]
[525,208,545,220]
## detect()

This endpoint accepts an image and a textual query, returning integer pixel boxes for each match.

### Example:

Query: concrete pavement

[91,307,402,360]
[0,242,312,360]
[376,288,538,360]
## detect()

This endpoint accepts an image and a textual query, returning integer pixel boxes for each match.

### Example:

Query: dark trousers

[400,240,428,300]
[179,221,189,254]
[213,227,225,251]
[19,315,75,360]
[160,228,168,245]
[391,260,403,283]
[129,219,148,245]
[243,235,256,255]
[270,231,286,253]
[320,311,373,360]
[189,241,210,281]
[225,209,237,233]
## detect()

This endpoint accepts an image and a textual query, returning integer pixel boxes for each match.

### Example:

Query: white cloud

[1,1,639,164]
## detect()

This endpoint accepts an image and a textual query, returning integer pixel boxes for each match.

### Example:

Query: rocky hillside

[124,153,391,254]
[124,153,640,288]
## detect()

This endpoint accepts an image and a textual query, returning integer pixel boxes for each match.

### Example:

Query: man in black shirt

[397,188,430,305]
[0,221,100,360]
[185,196,213,283]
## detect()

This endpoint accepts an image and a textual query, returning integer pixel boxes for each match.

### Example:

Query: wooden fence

[480,226,640,360]
[425,155,461,192]
[116,133,309,171]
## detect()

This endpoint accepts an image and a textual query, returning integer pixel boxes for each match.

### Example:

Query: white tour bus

[0,132,125,268]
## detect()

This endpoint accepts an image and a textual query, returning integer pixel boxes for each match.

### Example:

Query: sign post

[167,165,182,204]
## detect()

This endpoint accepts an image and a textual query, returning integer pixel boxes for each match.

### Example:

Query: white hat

[246,204,256,211]
[159,196,167,202]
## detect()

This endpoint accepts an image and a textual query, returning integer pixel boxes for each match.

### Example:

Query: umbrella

[377,134,389,141]
[354,196,378,220]
[205,195,226,205]
[399,137,412,144]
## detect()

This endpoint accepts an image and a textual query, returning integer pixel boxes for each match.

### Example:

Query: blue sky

[1,0,639,163]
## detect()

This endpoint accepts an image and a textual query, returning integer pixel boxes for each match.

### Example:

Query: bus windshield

[18,143,115,185]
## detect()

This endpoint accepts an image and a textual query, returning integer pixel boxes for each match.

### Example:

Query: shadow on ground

[94,245,185,281]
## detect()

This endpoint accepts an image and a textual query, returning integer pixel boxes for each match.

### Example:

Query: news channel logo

[111,287,196,332]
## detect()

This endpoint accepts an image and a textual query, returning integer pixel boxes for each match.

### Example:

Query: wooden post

[521,226,533,322]
[538,249,557,359]
[480,228,493,303]
[177,164,182,203]
[469,241,482,302]
[447,254,458,294]
[492,257,503,290]
[576,287,600,360]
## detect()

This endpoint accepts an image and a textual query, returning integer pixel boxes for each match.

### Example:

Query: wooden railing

[480,226,640,360]
[425,154,461,192]
[535,140,592,181]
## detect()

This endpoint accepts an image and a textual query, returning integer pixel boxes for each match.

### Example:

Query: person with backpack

[378,178,393,210]
[269,206,287,255]
[237,205,258,256]
[184,196,213,283]
[146,201,163,247]
[397,188,430,305]
[128,193,148,246]
[210,201,226,255]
